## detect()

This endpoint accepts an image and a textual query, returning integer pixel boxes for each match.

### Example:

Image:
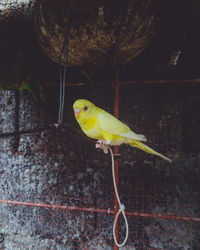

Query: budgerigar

[73,99,172,163]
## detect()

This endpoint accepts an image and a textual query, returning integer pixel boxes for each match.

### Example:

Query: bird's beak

[74,108,80,119]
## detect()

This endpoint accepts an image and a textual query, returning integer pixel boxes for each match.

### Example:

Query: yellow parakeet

[73,99,172,163]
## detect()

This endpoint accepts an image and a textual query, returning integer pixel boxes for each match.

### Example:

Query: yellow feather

[73,99,172,163]
[129,140,172,163]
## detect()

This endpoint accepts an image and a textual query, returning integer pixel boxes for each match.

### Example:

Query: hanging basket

[35,0,161,66]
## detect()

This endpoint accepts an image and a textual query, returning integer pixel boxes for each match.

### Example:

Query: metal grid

[0,82,200,249]
[0,179,199,249]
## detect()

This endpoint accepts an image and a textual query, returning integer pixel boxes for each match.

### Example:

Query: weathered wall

[0,84,200,249]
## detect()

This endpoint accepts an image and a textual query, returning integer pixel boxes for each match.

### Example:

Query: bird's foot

[95,140,110,154]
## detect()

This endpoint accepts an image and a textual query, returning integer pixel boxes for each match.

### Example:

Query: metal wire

[57,0,70,125]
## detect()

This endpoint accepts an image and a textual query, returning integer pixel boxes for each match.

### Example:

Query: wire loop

[108,146,129,247]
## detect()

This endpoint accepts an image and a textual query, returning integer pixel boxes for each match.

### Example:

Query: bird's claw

[95,140,109,154]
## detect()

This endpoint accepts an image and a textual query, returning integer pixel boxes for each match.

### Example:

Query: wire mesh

[0,156,200,249]
[0,85,200,249]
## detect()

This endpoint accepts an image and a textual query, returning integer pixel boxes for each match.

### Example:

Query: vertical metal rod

[114,65,120,250]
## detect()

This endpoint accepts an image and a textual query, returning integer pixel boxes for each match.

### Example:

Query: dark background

[0,0,200,249]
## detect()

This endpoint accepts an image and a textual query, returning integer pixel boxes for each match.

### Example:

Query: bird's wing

[97,108,147,142]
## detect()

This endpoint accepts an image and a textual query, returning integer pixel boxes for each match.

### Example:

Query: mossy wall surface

[0,84,199,249]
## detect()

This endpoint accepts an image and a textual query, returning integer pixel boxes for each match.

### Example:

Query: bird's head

[73,99,96,120]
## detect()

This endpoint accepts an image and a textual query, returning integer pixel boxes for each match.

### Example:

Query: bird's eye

[83,106,88,111]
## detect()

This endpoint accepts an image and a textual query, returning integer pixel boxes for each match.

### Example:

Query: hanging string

[57,41,65,125]
[108,146,129,247]
[57,0,70,125]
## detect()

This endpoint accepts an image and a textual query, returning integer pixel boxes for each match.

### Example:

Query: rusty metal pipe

[44,78,200,87]
[113,65,120,250]
[0,199,199,222]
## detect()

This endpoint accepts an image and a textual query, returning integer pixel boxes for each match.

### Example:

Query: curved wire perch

[108,146,129,247]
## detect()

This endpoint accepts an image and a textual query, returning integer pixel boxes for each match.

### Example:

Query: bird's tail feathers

[129,140,172,163]
[136,134,147,142]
